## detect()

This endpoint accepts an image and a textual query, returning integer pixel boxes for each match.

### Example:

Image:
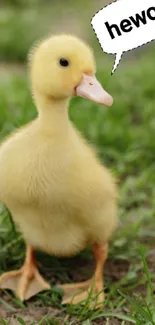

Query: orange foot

[59,242,108,309]
[0,244,50,301]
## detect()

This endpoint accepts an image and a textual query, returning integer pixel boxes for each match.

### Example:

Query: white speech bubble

[91,0,155,74]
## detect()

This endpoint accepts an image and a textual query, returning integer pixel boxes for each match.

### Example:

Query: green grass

[0,1,155,323]
[0,0,101,62]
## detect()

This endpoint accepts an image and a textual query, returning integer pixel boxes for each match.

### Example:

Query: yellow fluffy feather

[0,35,118,307]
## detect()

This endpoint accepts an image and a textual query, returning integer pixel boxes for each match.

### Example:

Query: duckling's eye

[59,58,69,67]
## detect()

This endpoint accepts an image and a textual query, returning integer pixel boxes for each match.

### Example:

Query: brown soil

[0,306,124,325]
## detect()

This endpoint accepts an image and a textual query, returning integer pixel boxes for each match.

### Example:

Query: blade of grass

[139,244,155,305]
[91,312,136,323]
[118,290,154,324]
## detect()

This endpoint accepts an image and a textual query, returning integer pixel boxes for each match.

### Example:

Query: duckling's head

[30,34,113,106]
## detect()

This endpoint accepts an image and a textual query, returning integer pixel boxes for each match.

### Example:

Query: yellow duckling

[0,35,118,308]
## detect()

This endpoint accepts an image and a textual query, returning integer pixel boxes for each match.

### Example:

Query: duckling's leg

[60,242,108,309]
[0,243,50,301]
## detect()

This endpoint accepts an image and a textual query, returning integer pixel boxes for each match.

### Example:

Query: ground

[0,1,155,324]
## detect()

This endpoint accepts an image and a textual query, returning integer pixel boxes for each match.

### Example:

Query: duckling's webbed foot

[60,242,108,309]
[0,244,50,301]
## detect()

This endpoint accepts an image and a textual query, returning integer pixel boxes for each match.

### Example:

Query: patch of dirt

[0,305,130,325]
[94,319,123,325]
[0,306,63,324]
[39,250,130,285]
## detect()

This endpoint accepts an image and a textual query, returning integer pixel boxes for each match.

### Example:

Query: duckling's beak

[75,74,113,106]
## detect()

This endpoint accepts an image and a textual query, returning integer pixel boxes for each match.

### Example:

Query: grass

[0,0,102,62]
[0,1,155,324]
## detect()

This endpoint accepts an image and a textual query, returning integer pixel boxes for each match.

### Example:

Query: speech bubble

[91,0,155,74]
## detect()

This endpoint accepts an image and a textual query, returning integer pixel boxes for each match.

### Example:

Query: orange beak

[75,74,113,106]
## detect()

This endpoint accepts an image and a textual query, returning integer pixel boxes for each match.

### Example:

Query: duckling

[0,35,118,308]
